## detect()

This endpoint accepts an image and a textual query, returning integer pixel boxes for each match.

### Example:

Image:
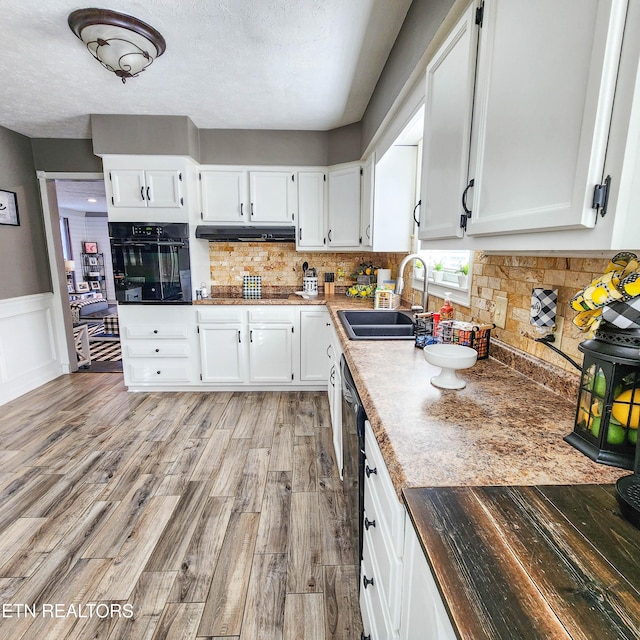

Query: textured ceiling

[55,180,106,213]
[1,0,412,139]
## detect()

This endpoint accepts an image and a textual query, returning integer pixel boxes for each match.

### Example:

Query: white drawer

[124,324,188,339]
[364,420,405,556]
[197,307,243,324]
[127,361,192,383]
[125,342,190,358]
[363,507,403,631]
[361,532,399,640]
[248,307,295,324]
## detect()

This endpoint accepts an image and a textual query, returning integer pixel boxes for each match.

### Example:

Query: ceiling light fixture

[68,8,166,83]
[87,198,97,203]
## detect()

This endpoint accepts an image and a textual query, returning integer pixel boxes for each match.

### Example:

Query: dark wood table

[403,484,640,639]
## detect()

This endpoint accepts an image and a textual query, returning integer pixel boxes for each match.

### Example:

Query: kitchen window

[412,249,472,308]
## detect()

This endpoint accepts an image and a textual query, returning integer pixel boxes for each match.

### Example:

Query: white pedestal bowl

[423,344,478,390]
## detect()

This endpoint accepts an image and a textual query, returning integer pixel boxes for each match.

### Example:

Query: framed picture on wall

[0,189,19,226]
[90,281,101,291]
[83,241,98,254]
[76,281,90,293]
[88,256,98,266]
[67,284,75,294]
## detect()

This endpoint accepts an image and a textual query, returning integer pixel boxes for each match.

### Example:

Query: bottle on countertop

[440,292,454,320]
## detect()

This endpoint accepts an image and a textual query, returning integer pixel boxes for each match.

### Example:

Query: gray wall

[31,138,102,173]
[328,123,362,166]
[0,126,51,300]
[91,115,198,158]
[361,0,456,151]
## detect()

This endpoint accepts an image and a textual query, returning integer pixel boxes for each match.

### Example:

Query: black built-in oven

[341,354,367,578]
[109,222,191,303]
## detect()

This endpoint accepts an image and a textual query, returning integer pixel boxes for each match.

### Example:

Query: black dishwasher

[340,355,366,573]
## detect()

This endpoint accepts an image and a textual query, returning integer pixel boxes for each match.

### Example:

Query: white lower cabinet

[118,305,199,389]
[199,325,245,383]
[400,514,456,640]
[362,420,457,640]
[327,318,343,475]
[248,324,294,383]
[299,308,331,381]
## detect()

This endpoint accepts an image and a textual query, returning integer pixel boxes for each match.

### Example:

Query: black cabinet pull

[462,178,475,216]
[238,330,241,343]
[155,348,159,353]
[251,202,254,217]
[413,199,421,226]
[364,517,376,530]
[146,186,151,202]
[153,329,158,334]
[363,575,374,589]
[140,186,145,201]
[361,634,372,640]
[365,465,377,478]
[328,229,332,242]
[156,370,161,375]
[240,203,244,216]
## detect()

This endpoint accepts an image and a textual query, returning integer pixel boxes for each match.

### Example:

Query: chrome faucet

[395,254,429,312]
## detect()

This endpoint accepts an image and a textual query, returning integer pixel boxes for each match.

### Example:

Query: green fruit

[590,416,601,438]
[628,429,637,445]
[592,372,607,397]
[606,423,626,446]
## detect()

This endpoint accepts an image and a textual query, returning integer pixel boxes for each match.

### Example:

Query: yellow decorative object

[571,252,640,333]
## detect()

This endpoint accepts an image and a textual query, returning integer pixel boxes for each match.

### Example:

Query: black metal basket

[414,318,492,359]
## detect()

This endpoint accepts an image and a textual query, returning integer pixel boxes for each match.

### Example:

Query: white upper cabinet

[199,167,295,225]
[200,169,246,223]
[248,171,296,224]
[327,163,362,248]
[360,155,375,248]
[103,156,189,222]
[296,171,327,249]
[419,2,478,241]
[466,0,627,237]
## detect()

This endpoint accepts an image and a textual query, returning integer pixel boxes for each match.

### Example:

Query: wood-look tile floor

[0,373,362,640]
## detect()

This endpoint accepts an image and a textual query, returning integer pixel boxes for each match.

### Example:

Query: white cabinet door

[297,171,327,249]
[109,169,183,209]
[467,0,627,236]
[328,164,362,248]
[249,171,295,224]
[419,2,478,241]
[300,309,331,381]
[200,169,247,223]
[248,325,293,383]
[360,155,375,249]
[400,514,456,640]
[145,170,183,208]
[199,325,246,383]
[110,170,147,208]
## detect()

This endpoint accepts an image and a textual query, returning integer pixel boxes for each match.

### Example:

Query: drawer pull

[361,635,372,640]
[365,465,377,478]
[156,370,161,375]
[363,574,374,589]
[364,517,376,530]
[153,329,158,334]
[155,348,160,353]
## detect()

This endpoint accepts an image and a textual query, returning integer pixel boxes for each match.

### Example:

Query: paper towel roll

[377,269,391,287]
[530,288,557,326]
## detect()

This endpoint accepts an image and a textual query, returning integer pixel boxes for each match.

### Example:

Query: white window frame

[412,249,472,308]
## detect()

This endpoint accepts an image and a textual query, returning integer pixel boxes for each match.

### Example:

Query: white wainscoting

[0,293,64,406]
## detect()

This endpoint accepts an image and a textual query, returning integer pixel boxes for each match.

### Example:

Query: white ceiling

[1,0,412,139]
[55,179,107,213]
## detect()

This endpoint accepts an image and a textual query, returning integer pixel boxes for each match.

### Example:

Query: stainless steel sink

[338,310,415,340]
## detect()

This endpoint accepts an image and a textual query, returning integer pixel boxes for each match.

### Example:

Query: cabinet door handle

[328,229,332,242]
[364,517,376,530]
[250,330,253,343]
[366,224,371,239]
[140,186,145,201]
[365,465,377,478]
[299,227,302,241]
[250,202,254,217]
[363,575,374,589]
[156,370,161,375]
[155,348,159,353]
[462,178,474,216]
[413,200,421,226]
[361,635,372,640]
[326,345,332,358]
[153,329,158,334]
[238,330,241,343]
[240,203,244,216]
[146,186,151,202]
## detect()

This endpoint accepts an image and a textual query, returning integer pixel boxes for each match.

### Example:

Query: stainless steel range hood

[195,225,296,243]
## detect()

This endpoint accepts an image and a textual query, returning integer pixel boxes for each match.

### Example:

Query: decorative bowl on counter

[423,344,478,389]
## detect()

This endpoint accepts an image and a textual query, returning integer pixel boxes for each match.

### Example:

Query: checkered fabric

[103,314,120,336]
[243,275,262,299]
[530,288,557,327]
[602,297,640,330]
